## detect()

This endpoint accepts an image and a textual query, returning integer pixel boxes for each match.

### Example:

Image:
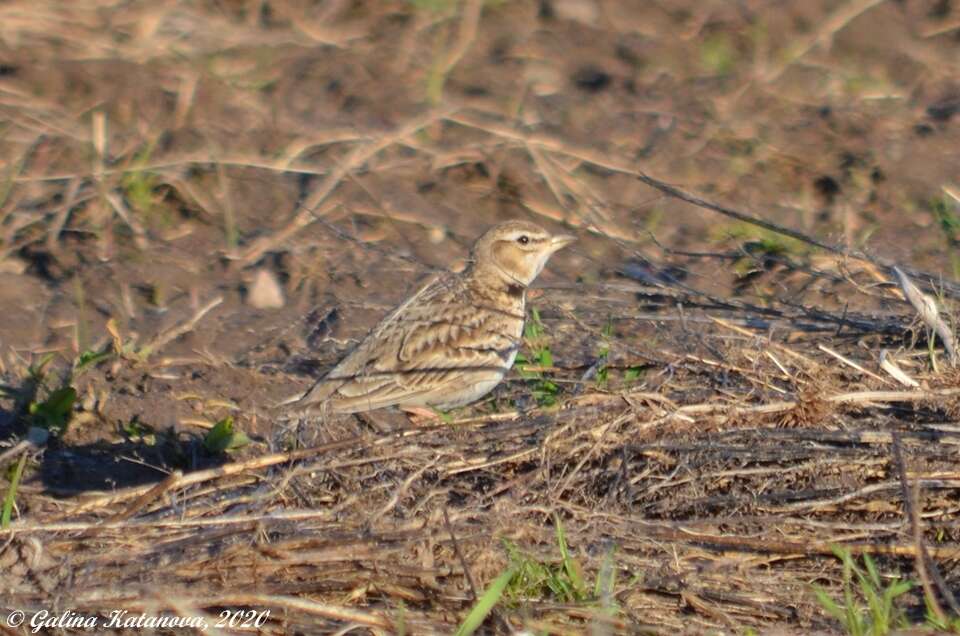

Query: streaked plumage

[286,220,575,414]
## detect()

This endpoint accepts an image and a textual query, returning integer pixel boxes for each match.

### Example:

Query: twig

[447,111,839,254]
[79,470,184,539]
[0,440,33,468]
[443,506,477,598]
[0,508,341,534]
[104,191,150,251]
[892,266,957,365]
[592,510,960,559]
[761,0,890,83]
[817,344,891,385]
[879,350,920,388]
[372,458,437,520]
[238,106,456,266]
[54,437,364,516]
[553,410,634,498]
[440,0,483,76]
[140,296,224,359]
[892,434,944,622]
[892,433,960,618]
[447,110,960,299]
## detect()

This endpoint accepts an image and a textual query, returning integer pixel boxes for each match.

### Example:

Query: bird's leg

[353,412,387,434]
[400,406,443,425]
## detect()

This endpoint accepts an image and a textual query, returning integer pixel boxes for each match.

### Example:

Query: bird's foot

[401,406,443,425]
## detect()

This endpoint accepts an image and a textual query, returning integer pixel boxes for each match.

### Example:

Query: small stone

[81,390,97,412]
[28,426,50,445]
[0,257,27,274]
[357,224,388,242]
[428,226,446,244]
[247,268,285,309]
[553,0,599,25]
[525,62,563,96]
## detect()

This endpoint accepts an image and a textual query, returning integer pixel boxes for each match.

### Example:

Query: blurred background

[2,1,959,373]
[0,0,960,458]
[6,0,960,506]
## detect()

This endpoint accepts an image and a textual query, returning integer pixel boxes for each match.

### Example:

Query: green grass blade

[453,567,515,636]
[538,347,553,367]
[886,580,912,599]
[554,515,586,599]
[594,545,616,601]
[862,553,881,589]
[29,352,56,380]
[594,545,619,624]
[2,453,28,528]
[854,567,883,629]
[74,348,113,375]
[813,585,845,623]
[203,416,250,453]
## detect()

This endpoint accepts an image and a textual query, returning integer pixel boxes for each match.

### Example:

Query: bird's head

[470,220,576,287]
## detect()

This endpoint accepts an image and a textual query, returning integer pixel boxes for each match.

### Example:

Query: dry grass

[2,0,960,633]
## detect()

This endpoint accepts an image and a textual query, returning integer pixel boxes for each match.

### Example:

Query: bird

[285,220,575,415]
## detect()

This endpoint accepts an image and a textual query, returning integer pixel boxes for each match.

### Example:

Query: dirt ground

[2,0,960,634]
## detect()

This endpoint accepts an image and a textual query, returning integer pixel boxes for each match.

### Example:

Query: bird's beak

[550,234,577,251]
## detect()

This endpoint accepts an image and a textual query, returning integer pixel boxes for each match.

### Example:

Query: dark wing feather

[293,273,522,412]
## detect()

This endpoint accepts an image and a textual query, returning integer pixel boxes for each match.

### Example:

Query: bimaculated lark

[287,220,575,414]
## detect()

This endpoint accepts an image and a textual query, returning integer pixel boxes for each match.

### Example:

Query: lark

[286,220,575,414]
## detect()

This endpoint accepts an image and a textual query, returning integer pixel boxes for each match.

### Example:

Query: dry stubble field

[2,1,960,634]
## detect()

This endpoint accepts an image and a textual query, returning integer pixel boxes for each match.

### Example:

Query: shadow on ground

[0,374,230,495]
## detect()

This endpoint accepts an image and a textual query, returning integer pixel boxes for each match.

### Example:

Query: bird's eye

[517,235,529,245]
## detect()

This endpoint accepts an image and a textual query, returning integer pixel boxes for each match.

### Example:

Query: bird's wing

[294,275,521,412]
[292,273,451,408]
